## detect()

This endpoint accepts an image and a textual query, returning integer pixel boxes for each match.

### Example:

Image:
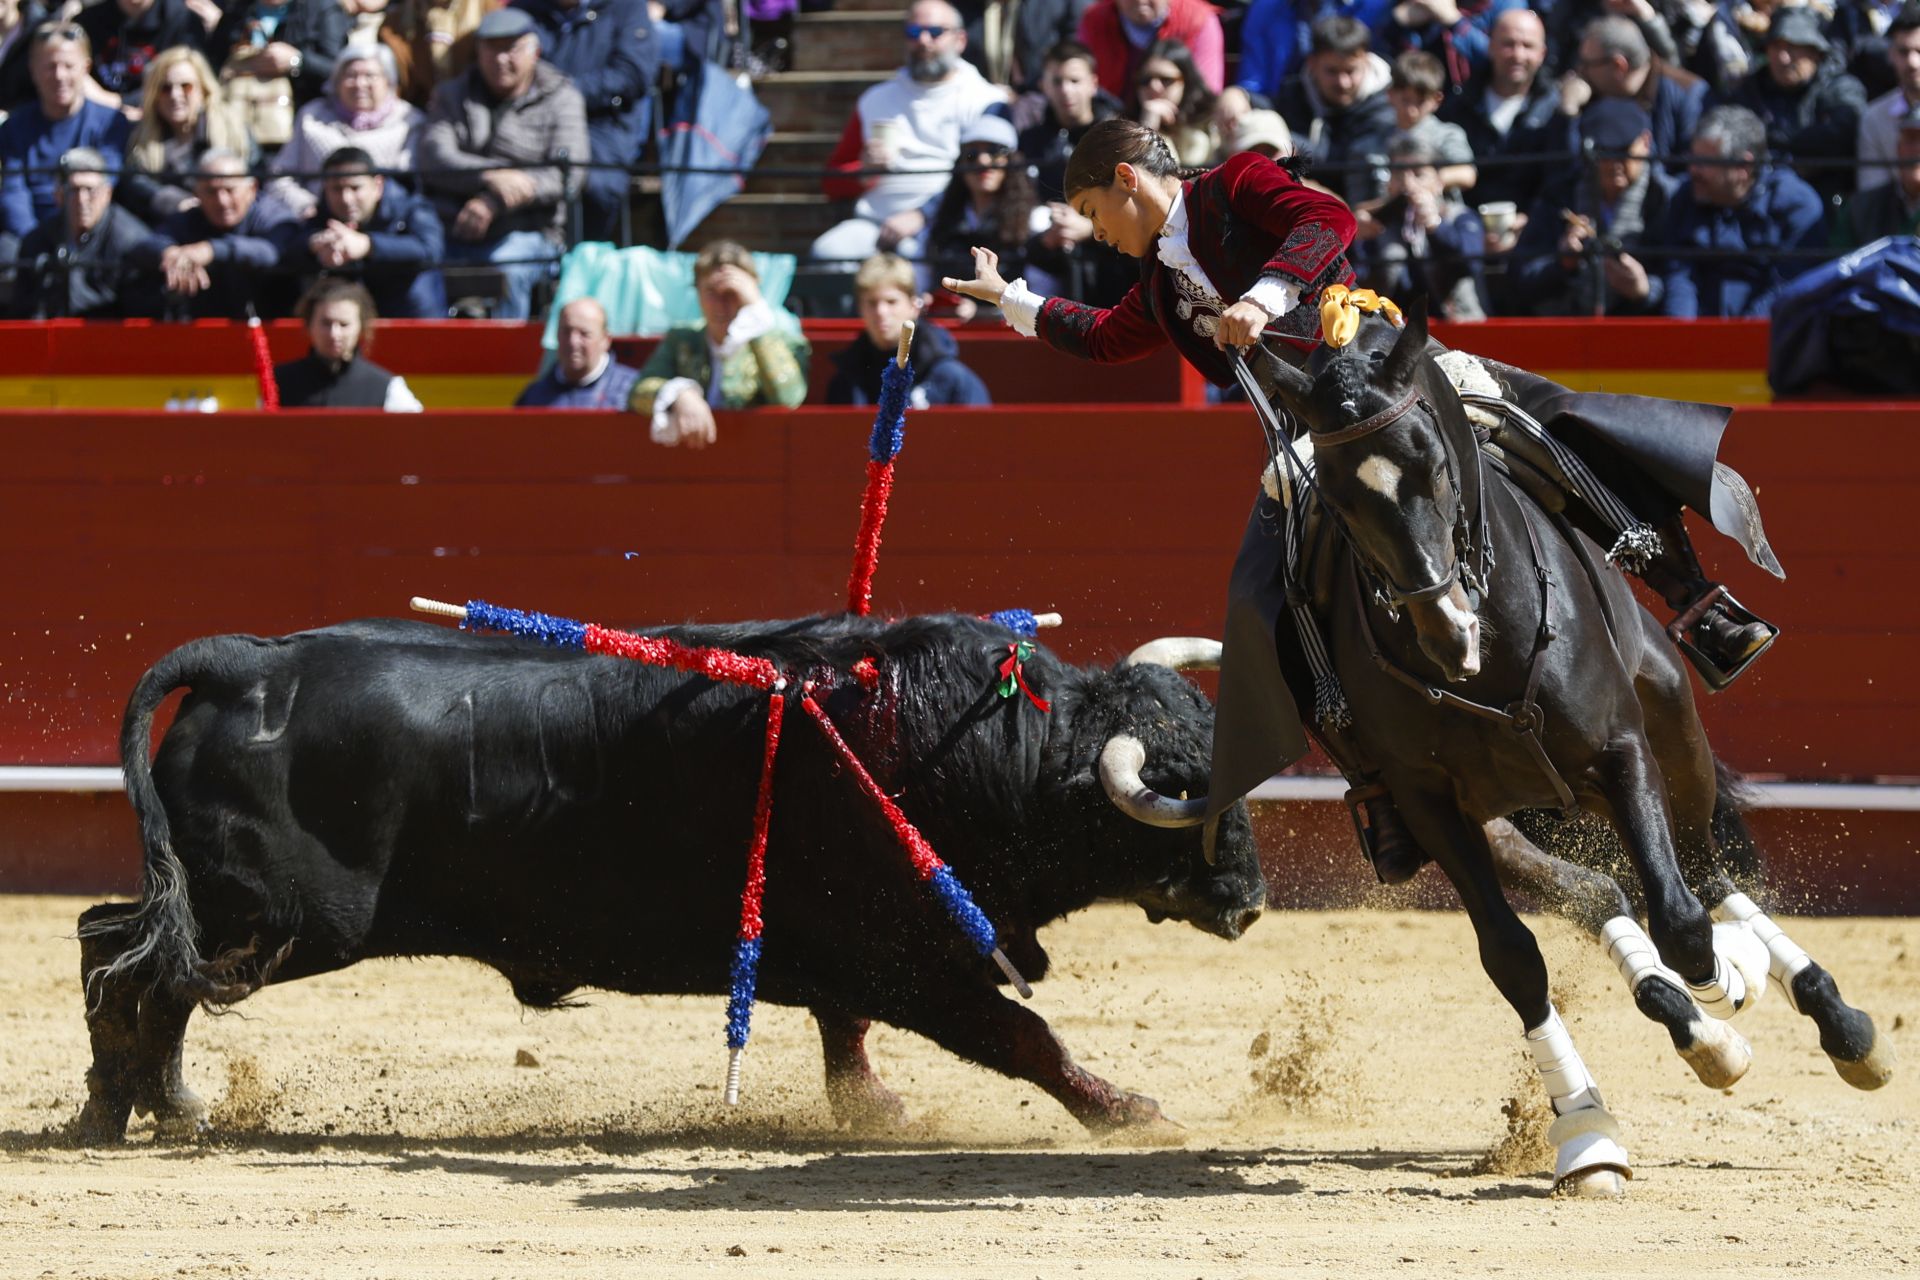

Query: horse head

[1263,297,1483,683]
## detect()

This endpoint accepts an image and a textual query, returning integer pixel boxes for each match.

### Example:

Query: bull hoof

[1089,1091,1185,1143]
[71,1099,132,1146]
[1677,1016,1752,1090]
[1831,1030,1896,1092]
[136,1088,210,1141]
[825,1078,909,1132]
[1554,1167,1627,1199]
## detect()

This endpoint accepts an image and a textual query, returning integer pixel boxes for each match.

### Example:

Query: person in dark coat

[0,25,132,252]
[827,253,991,407]
[1717,7,1869,203]
[210,0,354,108]
[1439,8,1561,212]
[76,0,207,104]
[131,148,300,318]
[1833,100,1920,245]
[1559,14,1708,178]
[957,0,1090,94]
[12,146,152,317]
[274,276,423,409]
[1019,39,1133,304]
[1270,15,1399,206]
[1509,98,1675,315]
[511,0,658,241]
[1352,133,1490,319]
[279,145,447,318]
[1662,103,1828,316]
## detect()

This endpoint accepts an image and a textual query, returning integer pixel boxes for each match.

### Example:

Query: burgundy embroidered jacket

[1035,152,1357,386]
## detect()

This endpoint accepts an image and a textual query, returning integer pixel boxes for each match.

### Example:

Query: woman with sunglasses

[121,48,256,225]
[920,114,1059,311]
[1133,38,1217,166]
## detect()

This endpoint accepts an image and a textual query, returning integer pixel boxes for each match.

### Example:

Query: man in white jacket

[812,0,1010,265]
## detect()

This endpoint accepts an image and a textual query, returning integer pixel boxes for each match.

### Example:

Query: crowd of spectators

[2,0,1918,331]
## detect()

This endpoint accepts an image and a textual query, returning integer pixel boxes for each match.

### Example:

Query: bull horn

[1099,735,1208,828]
[1124,637,1223,671]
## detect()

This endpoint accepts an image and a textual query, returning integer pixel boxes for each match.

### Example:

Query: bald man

[1441,7,1561,210]
[515,298,645,411]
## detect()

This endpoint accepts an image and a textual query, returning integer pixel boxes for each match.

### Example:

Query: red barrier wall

[1,401,1913,903]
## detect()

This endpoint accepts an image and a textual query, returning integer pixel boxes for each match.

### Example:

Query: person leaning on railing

[130,146,300,317]
[11,146,153,318]
[275,143,447,318]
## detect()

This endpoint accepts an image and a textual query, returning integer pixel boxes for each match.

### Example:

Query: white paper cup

[1478,201,1517,237]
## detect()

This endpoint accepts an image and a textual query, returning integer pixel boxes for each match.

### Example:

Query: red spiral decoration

[845,459,895,616]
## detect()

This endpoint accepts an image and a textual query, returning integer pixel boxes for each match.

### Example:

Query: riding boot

[1640,517,1779,690]
[1344,780,1430,886]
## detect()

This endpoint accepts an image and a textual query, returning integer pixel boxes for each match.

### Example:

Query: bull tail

[80,638,263,1009]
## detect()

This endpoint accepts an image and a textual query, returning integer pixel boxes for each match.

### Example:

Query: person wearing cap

[1508,96,1674,315]
[922,113,1059,303]
[12,146,153,317]
[1856,5,1920,193]
[814,0,1011,267]
[1562,14,1705,176]
[419,5,588,318]
[1222,107,1291,160]
[509,0,657,242]
[1834,99,1920,242]
[1663,103,1826,317]
[1719,6,1867,202]
[263,42,425,223]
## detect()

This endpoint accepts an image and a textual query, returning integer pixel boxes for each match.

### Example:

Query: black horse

[1258,302,1889,1195]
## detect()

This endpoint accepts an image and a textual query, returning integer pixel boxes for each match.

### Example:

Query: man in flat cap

[1720,6,1867,203]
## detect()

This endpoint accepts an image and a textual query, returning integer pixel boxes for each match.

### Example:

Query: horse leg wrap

[1713,892,1812,1013]
[1600,916,1683,993]
[1685,921,1768,1020]
[1526,1005,1630,1183]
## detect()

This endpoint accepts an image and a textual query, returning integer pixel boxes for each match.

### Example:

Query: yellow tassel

[1317,283,1404,349]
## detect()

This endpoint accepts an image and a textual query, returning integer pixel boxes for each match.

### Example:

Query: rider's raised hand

[941,246,1009,304]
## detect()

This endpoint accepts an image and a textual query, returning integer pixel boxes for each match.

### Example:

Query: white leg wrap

[1686,920,1769,1020]
[1600,916,1684,993]
[1713,892,1813,1012]
[1526,1006,1630,1183]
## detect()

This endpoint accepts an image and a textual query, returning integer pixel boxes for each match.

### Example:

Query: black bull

[74,613,1266,1141]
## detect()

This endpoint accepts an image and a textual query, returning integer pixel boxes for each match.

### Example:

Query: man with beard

[1508,97,1674,315]
[1270,15,1398,205]
[814,0,1009,267]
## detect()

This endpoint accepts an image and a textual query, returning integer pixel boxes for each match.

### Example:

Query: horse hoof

[1554,1167,1628,1199]
[1678,1016,1752,1090]
[70,1100,132,1146]
[1832,1030,1896,1092]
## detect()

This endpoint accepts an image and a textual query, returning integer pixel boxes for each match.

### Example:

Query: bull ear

[1377,294,1429,395]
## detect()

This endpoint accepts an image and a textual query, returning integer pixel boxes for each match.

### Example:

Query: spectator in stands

[1667,0,1752,97]
[828,252,990,407]
[649,0,722,77]
[281,145,447,317]
[1441,7,1559,211]
[211,0,354,124]
[1856,5,1920,192]
[1219,0,1390,130]
[626,242,811,442]
[1134,38,1217,164]
[1663,103,1826,316]
[1353,132,1490,319]
[1019,40,1120,202]
[1075,0,1222,109]
[381,0,489,106]
[12,146,152,317]
[814,0,1008,266]
[1720,7,1867,203]
[76,0,209,107]
[420,7,589,319]
[264,42,424,221]
[1546,0,1679,77]
[958,0,1090,95]
[512,0,657,242]
[1509,97,1673,315]
[1387,49,1476,191]
[0,0,53,115]
[1221,107,1292,159]
[1828,0,1905,100]
[1271,16,1398,205]
[515,296,641,407]
[276,277,424,409]
[120,48,255,226]
[0,25,132,259]
[133,147,300,317]
[1835,98,1920,242]
[1564,15,1708,176]
[923,114,1056,302]
[1381,0,1526,95]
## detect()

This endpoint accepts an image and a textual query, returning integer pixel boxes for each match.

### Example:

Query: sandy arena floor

[0,893,1913,1279]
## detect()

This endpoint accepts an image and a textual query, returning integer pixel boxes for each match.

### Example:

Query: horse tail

[1710,755,1765,881]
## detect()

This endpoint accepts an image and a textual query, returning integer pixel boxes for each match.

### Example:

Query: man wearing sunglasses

[0,24,131,264]
[815,0,1010,267]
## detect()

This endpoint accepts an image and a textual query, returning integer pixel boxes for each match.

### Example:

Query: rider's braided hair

[1061,118,1309,201]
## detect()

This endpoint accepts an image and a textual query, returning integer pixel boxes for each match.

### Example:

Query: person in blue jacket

[511,0,659,241]
[279,145,449,319]
[0,26,131,256]
[1662,104,1828,317]
[827,253,991,407]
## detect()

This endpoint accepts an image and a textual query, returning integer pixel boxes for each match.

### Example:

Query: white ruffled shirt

[999,185,1300,337]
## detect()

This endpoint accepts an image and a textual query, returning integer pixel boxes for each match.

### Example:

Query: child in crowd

[826,253,991,409]
[1386,49,1477,194]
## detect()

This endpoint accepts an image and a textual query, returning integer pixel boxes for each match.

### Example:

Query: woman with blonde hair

[121,47,257,225]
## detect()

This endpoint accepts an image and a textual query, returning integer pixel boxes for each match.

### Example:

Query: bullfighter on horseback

[944,118,1783,888]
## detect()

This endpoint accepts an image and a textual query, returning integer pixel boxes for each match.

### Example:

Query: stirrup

[1344,781,1427,885]
[1667,586,1779,692]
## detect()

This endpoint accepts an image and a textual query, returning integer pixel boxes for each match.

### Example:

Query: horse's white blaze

[1357,454,1402,499]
